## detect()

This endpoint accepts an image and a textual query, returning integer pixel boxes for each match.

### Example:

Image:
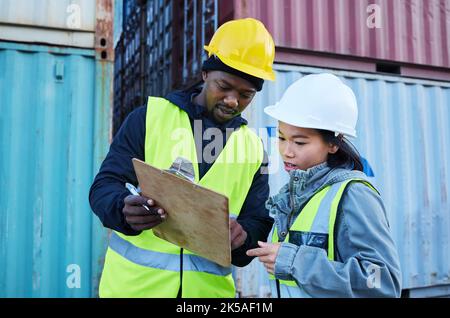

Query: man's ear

[202,71,208,81]
[328,144,339,154]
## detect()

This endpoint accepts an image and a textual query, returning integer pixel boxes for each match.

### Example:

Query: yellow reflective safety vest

[99,97,264,298]
[269,178,377,298]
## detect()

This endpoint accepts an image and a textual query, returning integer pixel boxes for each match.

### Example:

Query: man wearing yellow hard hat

[89,18,276,297]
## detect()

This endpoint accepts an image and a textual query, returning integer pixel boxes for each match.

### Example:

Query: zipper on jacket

[287,176,296,231]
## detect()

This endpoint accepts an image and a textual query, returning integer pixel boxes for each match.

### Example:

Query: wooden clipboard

[132,158,231,267]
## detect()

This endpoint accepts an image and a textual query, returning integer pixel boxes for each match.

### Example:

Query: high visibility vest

[99,97,264,298]
[269,178,377,298]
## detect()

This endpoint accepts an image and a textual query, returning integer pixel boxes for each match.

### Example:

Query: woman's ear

[328,143,339,154]
[202,71,208,81]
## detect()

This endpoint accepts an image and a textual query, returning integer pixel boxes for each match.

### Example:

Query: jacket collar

[165,86,248,131]
[287,162,367,195]
[268,162,368,218]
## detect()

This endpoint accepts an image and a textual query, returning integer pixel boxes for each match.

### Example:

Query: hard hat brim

[264,104,357,138]
[205,49,276,81]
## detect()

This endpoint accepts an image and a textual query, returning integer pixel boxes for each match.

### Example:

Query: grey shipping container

[236,63,450,297]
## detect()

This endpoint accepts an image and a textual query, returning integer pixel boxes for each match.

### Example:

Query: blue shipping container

[0,41,112,297]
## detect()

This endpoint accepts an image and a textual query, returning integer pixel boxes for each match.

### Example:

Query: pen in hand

[125,182,152,213]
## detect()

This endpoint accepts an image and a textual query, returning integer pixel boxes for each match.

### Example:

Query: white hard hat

[264,73,358,137]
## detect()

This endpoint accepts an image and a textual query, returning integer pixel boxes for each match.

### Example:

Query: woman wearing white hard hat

[247,73,401,297]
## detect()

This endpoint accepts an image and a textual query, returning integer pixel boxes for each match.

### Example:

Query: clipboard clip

[165,157,195,183]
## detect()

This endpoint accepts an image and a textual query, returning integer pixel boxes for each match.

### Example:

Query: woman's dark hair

[316,129,363,172]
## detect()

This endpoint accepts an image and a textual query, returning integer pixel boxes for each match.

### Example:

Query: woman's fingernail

[147,199,154,205]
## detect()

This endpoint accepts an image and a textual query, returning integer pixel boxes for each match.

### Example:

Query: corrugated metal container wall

[0,43,108,297]
[114,0,123,46]
[236,64,450,297]
[112,0,218,135]
[144,0,174,98]
[113,34,125,135]
[222,0,450,69]
[0,0,113,297]
[174,0,218,90]
[0,0,96,47]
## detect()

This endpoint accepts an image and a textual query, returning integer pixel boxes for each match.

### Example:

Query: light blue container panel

[0,42,111,297]
[236,64,450,297]
[114,0,123,47]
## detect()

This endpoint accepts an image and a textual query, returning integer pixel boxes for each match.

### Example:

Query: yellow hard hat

[204,18,276,81]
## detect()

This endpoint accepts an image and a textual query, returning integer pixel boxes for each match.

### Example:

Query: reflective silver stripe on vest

[109,232,231,276]
[183,254,231,276]
[309,182,344,233]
